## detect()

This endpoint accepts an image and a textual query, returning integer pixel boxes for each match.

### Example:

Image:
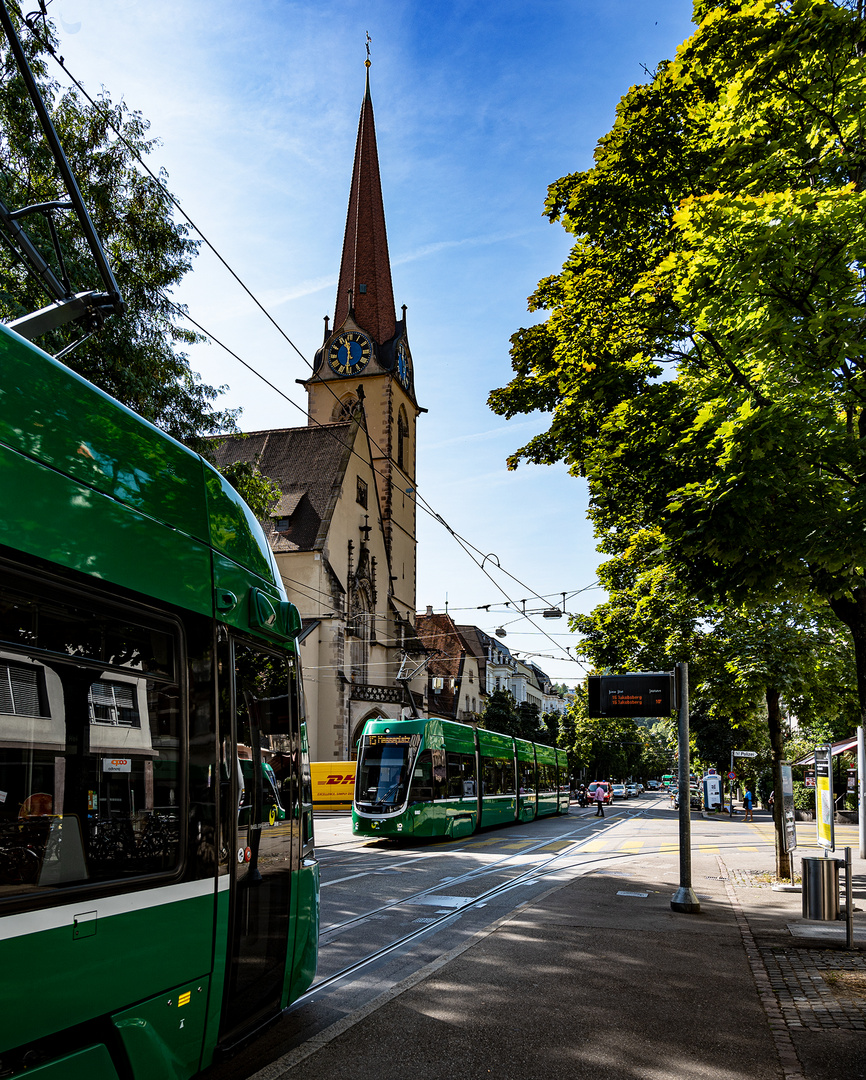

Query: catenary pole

[858,725,865,860]
[671,661,700,913]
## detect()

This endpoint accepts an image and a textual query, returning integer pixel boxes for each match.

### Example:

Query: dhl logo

[324,774,355,785]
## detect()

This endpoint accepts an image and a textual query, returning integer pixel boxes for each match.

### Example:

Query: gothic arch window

[350,711,387,759]
[332,393,360,421]
[348,581,374,684]
[396,405,409,471]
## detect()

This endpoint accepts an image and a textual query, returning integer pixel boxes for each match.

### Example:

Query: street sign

[733,750,758,758]
[586,672,675,717]
[728,771,736,779]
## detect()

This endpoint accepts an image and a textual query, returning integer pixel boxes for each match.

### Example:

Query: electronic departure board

[587,673,675,717]
[364,733,413,746]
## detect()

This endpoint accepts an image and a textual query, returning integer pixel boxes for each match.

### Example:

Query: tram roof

[0,323,290,631]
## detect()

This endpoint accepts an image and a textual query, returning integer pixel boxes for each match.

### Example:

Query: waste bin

[801,856,840,921]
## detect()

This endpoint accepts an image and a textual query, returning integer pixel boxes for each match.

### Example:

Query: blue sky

[48,0,698,686]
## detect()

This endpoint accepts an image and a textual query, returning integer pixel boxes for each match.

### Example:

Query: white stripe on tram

[0,875,227,941]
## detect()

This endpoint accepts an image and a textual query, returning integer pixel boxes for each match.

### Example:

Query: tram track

[307,805,652,1004]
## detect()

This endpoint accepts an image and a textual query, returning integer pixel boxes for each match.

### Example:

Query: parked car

[587,781,612,804]
[636,784,645,794]
[672,786,703,810]
[611,783,627,800]
[626,784,639,798]
[647,780,660,791]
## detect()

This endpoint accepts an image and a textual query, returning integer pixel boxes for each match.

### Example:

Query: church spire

[333,54,396,346]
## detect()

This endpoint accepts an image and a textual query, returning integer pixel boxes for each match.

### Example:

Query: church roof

[333,65,396,346]
[209,423,356,553]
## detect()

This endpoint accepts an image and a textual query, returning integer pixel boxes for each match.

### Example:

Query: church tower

[305,57,422,627]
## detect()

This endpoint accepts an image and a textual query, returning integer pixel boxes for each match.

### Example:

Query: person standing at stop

[594,783,605,817]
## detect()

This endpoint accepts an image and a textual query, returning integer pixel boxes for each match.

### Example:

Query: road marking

[582,840,607,852]
[739,846,759,852]
[537,841,575,852]
[698,845,720,853]
[620,840,644,851]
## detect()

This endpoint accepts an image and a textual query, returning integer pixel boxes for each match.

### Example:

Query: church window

[356,476,368,508]
[332,394,359,421]
[397,406,409,470]
[348,583,374,684]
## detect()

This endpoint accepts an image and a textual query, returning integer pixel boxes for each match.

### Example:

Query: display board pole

[671,662,700,913]
[858,727,865,860]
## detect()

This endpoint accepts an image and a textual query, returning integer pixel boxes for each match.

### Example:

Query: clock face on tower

[328,331,372,377]
[396,341,412,390]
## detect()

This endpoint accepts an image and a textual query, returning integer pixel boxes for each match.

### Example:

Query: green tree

[489,1,866,727]
[574,533,856,876]
[0,11,238,449]
[480,688,520,736]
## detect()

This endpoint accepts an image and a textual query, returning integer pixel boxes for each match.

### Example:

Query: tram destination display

[587,672,676,718]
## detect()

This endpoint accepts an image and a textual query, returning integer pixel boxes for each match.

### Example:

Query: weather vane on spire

[365,31,372,68]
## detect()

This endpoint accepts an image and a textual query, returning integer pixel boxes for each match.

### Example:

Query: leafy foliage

[490,0,866,727]
[0,11,239,449]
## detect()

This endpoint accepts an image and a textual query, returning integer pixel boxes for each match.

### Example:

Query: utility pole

[671,661,700,914]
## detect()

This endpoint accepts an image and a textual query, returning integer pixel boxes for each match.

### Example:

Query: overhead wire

[17,17,590,669]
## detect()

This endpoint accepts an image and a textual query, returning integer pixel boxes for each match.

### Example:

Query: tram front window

[356,744,409,810]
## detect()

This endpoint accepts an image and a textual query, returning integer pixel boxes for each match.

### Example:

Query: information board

[587,673,675,718]
[780,762,796,854]
[814,746,834,852]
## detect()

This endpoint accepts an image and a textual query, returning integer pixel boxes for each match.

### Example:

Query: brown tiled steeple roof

[333,64,396,346]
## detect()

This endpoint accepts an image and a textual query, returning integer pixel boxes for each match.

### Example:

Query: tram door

[222,640,301,1039]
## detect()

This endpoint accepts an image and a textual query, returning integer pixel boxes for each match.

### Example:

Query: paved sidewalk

[250,810,865,1080]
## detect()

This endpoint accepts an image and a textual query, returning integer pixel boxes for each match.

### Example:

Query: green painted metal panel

[514,738,535,762]
[439,719,476,753]
[286,860,319,1005]
[211,552,297,649]
[479,796,517,825]
[447,813,475,839]
[535,743,557,765]
[22,1044,119,1080]
[0,325,209,541]
[0,443,213,615]
[203,462,275,582]
[476,728,514,756]
[0,892,215,1053]
[199,885,230,1071]
[113,976,210,1080]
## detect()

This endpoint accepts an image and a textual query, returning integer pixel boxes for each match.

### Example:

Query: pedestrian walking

[594,784,605,817]
[743,787,754,822]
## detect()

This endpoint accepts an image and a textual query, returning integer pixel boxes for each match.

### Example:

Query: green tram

[0,322,319,1079]
[352,717,570,839]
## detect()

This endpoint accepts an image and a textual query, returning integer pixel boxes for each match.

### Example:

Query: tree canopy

[489,0,866,725]
[0,10,238,451]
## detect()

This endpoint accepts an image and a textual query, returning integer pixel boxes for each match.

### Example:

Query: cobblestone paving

[762,947,866,1031]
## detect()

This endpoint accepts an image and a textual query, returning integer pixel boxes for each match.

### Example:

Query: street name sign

[733,750,758,758]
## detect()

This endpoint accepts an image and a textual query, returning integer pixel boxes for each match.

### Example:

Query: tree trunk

[827,587,866,727]
[766,688,791,881]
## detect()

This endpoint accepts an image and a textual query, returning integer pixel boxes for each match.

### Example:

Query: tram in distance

[352,717,570,839]
[0,321,319,1080]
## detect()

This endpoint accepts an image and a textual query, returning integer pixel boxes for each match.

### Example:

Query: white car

[611,783,627,799]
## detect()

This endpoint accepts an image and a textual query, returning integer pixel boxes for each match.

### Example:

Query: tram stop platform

[249,810,866,1080]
